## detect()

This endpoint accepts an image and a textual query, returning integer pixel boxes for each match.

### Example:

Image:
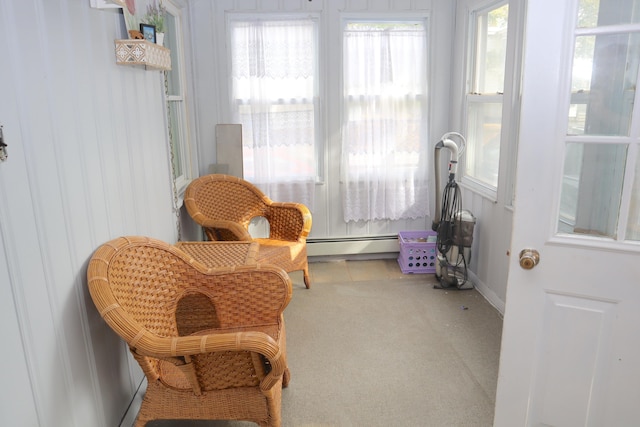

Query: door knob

[519,249,540,270]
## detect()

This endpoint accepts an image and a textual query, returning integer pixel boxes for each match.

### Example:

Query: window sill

[459,176,498,203]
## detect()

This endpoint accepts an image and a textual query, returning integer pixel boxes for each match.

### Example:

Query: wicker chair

[87,236,292,427]
[184,174,313,288]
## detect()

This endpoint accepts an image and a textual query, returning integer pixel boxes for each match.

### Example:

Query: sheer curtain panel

[341,21,429,222]
[230,18,318,210]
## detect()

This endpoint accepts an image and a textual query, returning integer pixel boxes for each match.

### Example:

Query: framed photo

[140,23,156,43]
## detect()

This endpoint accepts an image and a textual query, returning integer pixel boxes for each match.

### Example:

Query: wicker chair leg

[303,267,311,289]
[283,367,291,387]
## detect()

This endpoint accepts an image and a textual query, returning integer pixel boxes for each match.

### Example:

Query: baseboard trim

[120,379,145,427]
[307,235,399,257]
[468,270,505,316]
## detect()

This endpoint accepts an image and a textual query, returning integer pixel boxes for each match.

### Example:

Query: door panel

[529,292,616,426]
[494,0,640,425]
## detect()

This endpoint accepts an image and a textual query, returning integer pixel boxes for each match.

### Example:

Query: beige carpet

[145,259,503,427]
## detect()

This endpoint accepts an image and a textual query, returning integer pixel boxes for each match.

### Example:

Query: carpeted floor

[144,259,504,427]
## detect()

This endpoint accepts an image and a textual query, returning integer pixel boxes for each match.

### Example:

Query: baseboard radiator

[307,235,400,257]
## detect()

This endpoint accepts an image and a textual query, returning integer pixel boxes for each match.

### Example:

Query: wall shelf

[115,40,171,71]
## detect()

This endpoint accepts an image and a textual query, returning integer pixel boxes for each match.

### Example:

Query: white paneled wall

[0,1,178,426]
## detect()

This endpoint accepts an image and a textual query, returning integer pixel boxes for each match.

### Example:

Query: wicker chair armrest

[196,219,253,241]
[135,330,287,391]
[265,202,312,242]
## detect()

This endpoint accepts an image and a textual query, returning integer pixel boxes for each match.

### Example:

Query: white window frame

[337,13,431,222]
[164,0,194,197]
[461,0,510,202]
[226,13,323,185]
[339,15,430,178]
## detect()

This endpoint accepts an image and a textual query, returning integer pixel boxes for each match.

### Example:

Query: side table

[175,241,259,267]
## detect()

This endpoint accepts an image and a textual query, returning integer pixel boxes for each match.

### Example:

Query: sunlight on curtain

[341,21,429,222]
[230,18,317,209]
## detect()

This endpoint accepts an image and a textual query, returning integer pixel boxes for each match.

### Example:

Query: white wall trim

[307,235,400,257]
[119,379,146,427]
[469,269,505,315]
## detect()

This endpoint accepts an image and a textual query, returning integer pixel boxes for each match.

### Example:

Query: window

[558,0,640,241]
[229,17,318,208]
[464,2,509,191]
[341,19,429,222]
[163,1,192,194]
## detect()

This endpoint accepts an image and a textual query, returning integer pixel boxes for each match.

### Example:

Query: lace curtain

[341,22,430,222]
[230,18,317,210]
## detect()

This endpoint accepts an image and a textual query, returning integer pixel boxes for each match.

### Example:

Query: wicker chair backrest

[191,179,269,227]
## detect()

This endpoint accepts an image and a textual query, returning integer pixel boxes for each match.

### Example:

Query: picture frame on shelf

[140,23,156,44]
[123,1,166,39]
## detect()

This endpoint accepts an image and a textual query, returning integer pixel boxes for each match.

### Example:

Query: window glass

[164,12,180,97]
[472,4,509,94]
[568,33,639,136]
[578,0,640,28]
[466,102,502,187]
[558,143,627,238]
[559,0,640,242]
[230,19,317,184]
[465,3,509,190]
[340,20,430,221]
[342,22,427,172]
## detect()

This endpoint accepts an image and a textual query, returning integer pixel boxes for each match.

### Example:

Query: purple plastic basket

[397,231,437,274]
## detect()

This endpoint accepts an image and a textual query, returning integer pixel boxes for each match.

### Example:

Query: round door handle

[519,249,540,270]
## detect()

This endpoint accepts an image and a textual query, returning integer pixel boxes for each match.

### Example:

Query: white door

[494,0,640,425]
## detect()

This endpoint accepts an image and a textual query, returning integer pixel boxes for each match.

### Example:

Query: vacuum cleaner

[431,132,476,290]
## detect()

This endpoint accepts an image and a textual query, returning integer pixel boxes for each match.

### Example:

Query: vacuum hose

[432,132,465,231]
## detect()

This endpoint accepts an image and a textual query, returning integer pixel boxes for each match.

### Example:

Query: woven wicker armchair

[184,174,313,288]
[87,236,292,427]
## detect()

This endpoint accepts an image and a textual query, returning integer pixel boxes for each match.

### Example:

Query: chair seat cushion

[255,239,307,273]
